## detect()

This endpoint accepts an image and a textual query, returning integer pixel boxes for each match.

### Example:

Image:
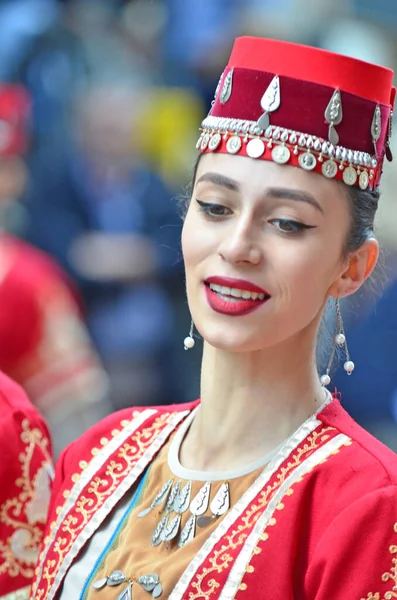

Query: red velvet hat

[197,37,395,190]
[0,85,30,157]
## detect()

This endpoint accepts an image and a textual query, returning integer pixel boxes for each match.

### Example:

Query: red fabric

[229,37,394,105]
[211,67,390,156]
[32,397,397,599]
[202,37,395,190]
[0,236,100,412]
[0,85,30,156]
[0,373,52,597]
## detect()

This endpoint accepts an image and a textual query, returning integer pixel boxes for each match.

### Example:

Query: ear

[329,238,379,298]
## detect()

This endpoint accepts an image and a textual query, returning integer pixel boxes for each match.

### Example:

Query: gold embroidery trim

[363,522,397,600]
[0,418,52,581]
[33,412,174,600]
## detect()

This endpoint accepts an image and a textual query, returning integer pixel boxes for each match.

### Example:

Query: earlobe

[330,238,379,298]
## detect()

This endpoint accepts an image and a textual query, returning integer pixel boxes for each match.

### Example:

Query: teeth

[210,283,222,293]
[230,288,243,298]
[220,286,231,295]
[209,283,268,301]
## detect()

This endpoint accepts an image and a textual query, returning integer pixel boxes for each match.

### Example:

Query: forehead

[195,152,345,203]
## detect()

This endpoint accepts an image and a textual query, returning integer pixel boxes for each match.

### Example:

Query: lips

[204,276,271,317]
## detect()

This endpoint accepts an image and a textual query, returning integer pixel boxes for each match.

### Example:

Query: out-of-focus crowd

[0,0,396,454]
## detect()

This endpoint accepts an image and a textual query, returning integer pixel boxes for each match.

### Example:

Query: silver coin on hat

[246,138,265,159]
[200,134,210,151]
[271,144,291,164]
[298,151,317,171]
[359,170,369,190]
[342,166,358,186]
[208,133,222,152]
[226,135,242,154]
[321,159,338,179]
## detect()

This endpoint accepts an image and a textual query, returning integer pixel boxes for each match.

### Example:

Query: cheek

[181,214,197,273]
[270,236,343,304]
[182,210,216,275]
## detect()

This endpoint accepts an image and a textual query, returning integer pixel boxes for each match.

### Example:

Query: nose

[218,219,262,266]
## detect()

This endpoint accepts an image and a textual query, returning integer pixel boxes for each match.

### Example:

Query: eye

[196,199,232,218]
[269,218,316,234]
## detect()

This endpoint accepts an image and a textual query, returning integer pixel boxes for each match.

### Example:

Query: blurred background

[0,0,396,454]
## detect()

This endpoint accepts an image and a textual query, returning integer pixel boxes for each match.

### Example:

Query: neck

[180,330,327,472]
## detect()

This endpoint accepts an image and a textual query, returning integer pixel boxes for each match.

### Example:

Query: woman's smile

[203,275,271,316]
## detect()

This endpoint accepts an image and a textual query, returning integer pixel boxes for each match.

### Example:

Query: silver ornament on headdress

[220,69,233,104]
[325,89,343,146]
[256,75,281,131]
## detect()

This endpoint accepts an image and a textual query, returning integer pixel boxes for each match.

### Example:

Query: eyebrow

[196,171,324,214]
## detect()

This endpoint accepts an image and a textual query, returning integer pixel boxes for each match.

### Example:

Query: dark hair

[179,154,381,256]
[343,186,379,255]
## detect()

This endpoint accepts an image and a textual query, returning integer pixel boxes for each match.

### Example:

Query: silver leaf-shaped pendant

[328,124,339,146]
[220,69,233,104]
[137,479,173,518]
[256,112,270,132]
[210,482,230,516]
[260,75,281,113]
[371,104,381,142]
[151,515,168,547]
[196,515,214,528]
[161,514,181,542]
[178,514,196,547]
[152,582,163,598]
[190,482,211,516]
[165,481,181,512]
[116,583,132,600]
[138,573,159,592]
[212,69,224,106]
[92,577,108,590]
[174,481,192,514]
[108,571,127,587]
[137,506,152,518]
[325,89,343,126]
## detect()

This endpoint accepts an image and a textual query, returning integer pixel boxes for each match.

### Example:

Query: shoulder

[319,397,397,486]
[302,397,397,532]
[55,400,199,486]
[1,237,69,291]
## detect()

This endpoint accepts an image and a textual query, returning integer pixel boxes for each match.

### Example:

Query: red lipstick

[204,276,270,317]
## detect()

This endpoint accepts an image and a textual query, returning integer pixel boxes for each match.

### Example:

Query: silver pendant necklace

[92,570,163,599]
[139,476,232,549]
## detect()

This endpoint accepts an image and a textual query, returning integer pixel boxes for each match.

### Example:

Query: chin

[200,325,270,353]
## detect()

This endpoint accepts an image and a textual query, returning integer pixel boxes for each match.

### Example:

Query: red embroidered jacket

[32,398,397,600]
[0,373,53,600]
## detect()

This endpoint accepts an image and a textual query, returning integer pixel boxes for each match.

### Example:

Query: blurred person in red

[25,85,184,409]
[0,85,111,455]
[0,373,53,600]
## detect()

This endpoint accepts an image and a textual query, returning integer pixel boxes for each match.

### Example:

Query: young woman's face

[182,153,355,353]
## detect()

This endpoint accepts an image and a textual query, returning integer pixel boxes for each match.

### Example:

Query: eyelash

[196,200,315,234]
[196,200,231,218]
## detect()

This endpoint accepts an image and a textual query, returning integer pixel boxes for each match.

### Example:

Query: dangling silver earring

[184,320,195,350]
[320,298,355,386]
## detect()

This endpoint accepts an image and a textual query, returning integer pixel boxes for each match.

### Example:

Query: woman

[32,37,396,599]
